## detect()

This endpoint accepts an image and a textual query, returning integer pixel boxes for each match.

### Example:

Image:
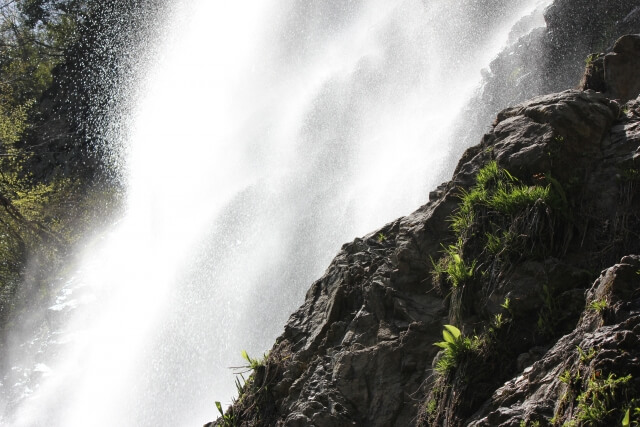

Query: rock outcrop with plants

[450,0,640,166]
[210,37,640,426]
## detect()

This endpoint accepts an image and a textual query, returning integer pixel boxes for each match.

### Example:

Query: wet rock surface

[604,35,640,102]
[448,0,640,170]
[209,81,640,425]
[468,255,640,426]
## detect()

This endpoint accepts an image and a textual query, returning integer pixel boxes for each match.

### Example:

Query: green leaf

[241,349,250,363]
[442,329,455,344]
[215,401,224,417]
[443,324,461,340]
[622,408,630,426]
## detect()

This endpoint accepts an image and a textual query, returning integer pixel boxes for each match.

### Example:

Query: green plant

[425,398,437,418]
[376,232,387,243]
[577,346,597,363]
[588,299,608,314]
[431,242,476,288]
[623,408,631,426]
[576,373,632,425]
[240,350,267,372]
[449,161,556,241]
[434,324,480,374]
[560,370,574,385]
[622,406,640,426]
[447,252,476,287]
[493,313,504,329]
[488,184,551,215]
[585,53,598,66]
[215,400,237,426]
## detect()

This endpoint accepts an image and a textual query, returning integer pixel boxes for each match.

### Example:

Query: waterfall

[2,0,551,425]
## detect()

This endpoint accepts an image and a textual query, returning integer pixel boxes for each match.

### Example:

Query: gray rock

[210,68,640,427]
[468,256,640,426]
[604,35,640,102]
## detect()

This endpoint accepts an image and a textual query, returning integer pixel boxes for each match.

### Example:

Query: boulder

[604,35,640,102]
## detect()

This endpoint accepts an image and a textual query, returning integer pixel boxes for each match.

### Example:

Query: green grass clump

[488,184,550,214]
[450,161,554,237]
[470,161,551,213]
[587,299,608,314]
[431,242,476,288]
[241,350,267,371]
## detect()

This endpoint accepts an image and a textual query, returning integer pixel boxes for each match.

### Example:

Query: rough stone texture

[604,35,640,101]
[467,255,640,426]
[447,0,640,172]
[210,86,640,426]
[581,34,640,102]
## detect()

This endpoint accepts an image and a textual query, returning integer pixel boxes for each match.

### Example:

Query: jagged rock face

[468,255,640,426]
[421,91,639,427]
[211,87,640,426]
[541,0,640,93]
[449,0,640,166]
[274,207,449,426]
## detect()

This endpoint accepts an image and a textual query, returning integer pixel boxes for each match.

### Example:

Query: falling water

[2,0,551,425]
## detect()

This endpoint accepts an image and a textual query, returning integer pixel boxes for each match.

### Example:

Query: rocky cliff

[449,0,640,169]
[208,34,640,427]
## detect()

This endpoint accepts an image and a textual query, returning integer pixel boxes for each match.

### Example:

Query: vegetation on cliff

[210,43,640,425]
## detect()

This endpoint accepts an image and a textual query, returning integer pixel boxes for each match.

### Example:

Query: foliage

[431,241,476,288]
[587,299,608,314]
[489,184,550,215]
[434,324,480,374]
[450,161,555,236]
[214,345,293,426]
[575,373,632,425]
[560,369,575,385]
[492,313,506,329]
[241,350,267,372]
[214,401,236,427]
[485,231,508,255]
[577,346,597,364]
[622,406,640,426]
[214,351,267,426]
[0,0,126,333]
